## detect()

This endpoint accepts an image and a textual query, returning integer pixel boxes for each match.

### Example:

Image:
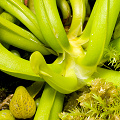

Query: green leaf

[30,51,86,94]
[0,43,42,81]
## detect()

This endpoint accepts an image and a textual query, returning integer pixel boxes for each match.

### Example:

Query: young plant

[0,0,119,95]
[30,0,120,94]
[0,0,120,119]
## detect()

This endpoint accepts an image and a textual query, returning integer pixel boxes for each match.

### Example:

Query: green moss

[59,78,120,120]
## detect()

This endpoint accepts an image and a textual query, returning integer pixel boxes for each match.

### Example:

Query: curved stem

[92,67,120,87]
[30,51,86,94]
[0,11,20,24]
[74,0,108,79]
[56,0,71,21]
[0,16,53,55]
[0,0,48,46]
[34,0,72,53]
[75,0,100,46]
[67,0,86,40]
[82,0,108,66]
[80,0,120,67]
[0,43,41,81]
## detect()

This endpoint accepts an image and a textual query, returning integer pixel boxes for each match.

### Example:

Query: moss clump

[59,78,120,120]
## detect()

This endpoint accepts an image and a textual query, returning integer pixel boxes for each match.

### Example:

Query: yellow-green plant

[0,0,120,94]
[0,0,120,119]
[30,0,120,94]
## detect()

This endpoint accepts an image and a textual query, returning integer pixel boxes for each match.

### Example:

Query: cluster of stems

[0,0,120,119]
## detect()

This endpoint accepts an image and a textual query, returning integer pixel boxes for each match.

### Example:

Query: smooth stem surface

[56,0,71,20]
[30,51,86,94]
[34,83,57,120]
[76,0,100,44]
[0,0,48,45]
[105,0,120,47]
[34,0,73,54]
[92,67,120,87]
[74,0,108,79]
[0,43,41,81]
[49,92,65,120]
[42,0,71,51]
[81,0,108,66]
[0,11,19,24]
[78,0,120,78]
[67,0,86,40]
[34,0,63,53]
[0,16,52,54]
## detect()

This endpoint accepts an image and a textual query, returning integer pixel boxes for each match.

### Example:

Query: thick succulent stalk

[34,83,64,120]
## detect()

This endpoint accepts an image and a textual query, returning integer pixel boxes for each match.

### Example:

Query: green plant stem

[56,0,71,25]
[30,51,86,94]
[34,83,64,120]
[74,0,108,79]
[0,11,18,49]
[0,11,19,24]
[74,0,120,79]
[76,0,100,46]
[56,0,71,20]
[0,0,48,46]
[49,92,65,120]
[92,67,120,87]
[34,0,73,54]
[81,0,108,66]
[67,0,86,40]
[105,0,120,47]
[0,16,53,54]
[0,43,42,81]
[30,0,120,95]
